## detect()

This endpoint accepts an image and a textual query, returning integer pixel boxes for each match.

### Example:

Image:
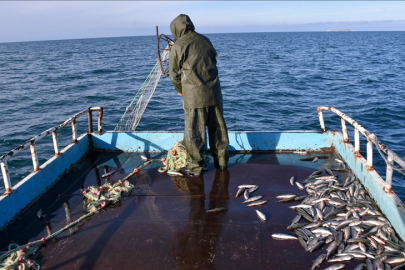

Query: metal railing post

[1,161,12,194]
[385,153,394,192]
[0,107,104,185]
[98,108,103,132]
[341,118,349,143]
[72,119,77,143]
[366,139,373,170]
[354,128,360,155]
[30,142,40,172]
[52,130,60,156]
[88,110,93,133]
[317,109,325,132]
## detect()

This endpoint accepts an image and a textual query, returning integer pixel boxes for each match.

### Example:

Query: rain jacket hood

[169,14,223,109]
[170,14,195,40]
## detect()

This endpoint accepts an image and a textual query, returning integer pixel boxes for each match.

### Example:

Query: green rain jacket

[169,14,223,109]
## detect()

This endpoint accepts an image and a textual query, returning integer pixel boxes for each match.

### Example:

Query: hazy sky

[1,1,405,42]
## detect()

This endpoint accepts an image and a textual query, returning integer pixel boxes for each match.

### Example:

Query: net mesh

[114,48,170,131]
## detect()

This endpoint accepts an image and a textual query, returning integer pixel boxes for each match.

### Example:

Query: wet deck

[0,151,362,269]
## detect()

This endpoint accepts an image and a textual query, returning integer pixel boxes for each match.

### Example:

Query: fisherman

[169,14,229,177]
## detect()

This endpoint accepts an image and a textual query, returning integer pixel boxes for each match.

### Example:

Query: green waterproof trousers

[184,103,229,173]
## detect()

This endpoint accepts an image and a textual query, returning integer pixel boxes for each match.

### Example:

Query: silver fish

[298,236,308,250]
[206,207,228,213]
[291,215,301,224]
[325,168,334,176]
[290,204,312,209]
[244,189,250,200]
[385,257,405,265]
[326,244,338,260]
[296,182,304,190]
[358,242,366,253]
[249,186,259,193]
[337,252,366,259]
[279,197,296,203]
[323,263,346,270]
[243,196,263,204]
[101,170,117,178]
[271,233,298,240]
[366,259,373,270]
[309,170,323,177]
[316,176,336,180]
[255,210,266,221]
[276,194,296,199]
[312,228,333,236]
[290,176,296,185]
[238,184,258,189]
[167,171,183,176]
[247,200,267,207]
[354,264,365,270]
[37,208,44,220]
[328,255,353,262]
[235,187,245,198]
[316,208,324,220]
[309,240,325,252]
[311,254,326,270]
[312,157,319,163]
[140,155,148,161]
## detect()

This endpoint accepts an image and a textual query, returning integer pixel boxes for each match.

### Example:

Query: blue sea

[1,32,405,198]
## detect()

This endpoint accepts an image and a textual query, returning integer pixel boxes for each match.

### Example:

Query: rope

[0,158,160,270]
[0,209,99,270]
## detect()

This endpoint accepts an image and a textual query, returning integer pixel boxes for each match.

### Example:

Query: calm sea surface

[1,32,405,198]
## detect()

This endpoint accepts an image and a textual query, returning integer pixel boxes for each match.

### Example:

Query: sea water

[0,32,405,198]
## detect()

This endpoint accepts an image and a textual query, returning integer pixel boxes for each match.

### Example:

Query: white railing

[317,106,405,193]
[0,107,103,195]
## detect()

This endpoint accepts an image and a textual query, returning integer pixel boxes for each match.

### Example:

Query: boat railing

[317,106,405,193]
[0,107,103,195]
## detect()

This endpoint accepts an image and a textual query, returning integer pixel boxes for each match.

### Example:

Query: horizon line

[1,30,405,44]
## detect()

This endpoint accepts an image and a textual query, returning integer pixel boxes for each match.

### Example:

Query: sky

[1,1,405,43]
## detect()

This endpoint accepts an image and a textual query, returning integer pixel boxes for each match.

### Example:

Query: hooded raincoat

[169,14,223,109]
[169,14,229,173]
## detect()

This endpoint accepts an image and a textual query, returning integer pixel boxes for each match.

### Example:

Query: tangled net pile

[83,180,134,212]
[0,180,135,270]
[158,140,187,173]
[0,142,195,269]
[0,244,40,270]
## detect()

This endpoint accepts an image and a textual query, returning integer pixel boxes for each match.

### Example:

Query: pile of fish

[235,184,267,221]
[272,158,405,270]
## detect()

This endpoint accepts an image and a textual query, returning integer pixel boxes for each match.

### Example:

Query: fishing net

[0,159,156,270]
[158,140,188,173]
[114,47,170,131]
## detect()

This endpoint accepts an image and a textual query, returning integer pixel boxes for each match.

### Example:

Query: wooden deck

[0,151,363,269]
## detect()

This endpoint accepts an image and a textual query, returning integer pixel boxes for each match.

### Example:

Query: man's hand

[178,93,183,96]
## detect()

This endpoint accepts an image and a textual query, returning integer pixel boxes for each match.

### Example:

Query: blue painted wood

[331,132,405,241]
[0,135,90,229]
[92,131,331,152]
[3,129,405,242]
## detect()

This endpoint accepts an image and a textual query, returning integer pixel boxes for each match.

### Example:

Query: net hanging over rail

[114,47,170,131]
